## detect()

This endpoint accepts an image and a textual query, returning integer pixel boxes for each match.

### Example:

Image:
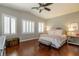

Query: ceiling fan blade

[38,3,44,7]
[44,3,53,6]
[39,9,42,13]
[38,3,42,6]
[44,7,51,11]
[32,7,39,10]
[39,9,43,13]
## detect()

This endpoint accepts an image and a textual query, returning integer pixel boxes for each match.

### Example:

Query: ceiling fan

[32,3,53,13]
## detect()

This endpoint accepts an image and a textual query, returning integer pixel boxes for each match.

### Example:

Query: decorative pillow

[55,30,63,35]
[48,29,63,36]
[48,30,55,36]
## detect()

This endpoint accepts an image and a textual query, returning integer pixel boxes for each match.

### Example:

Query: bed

[39,28,67,48]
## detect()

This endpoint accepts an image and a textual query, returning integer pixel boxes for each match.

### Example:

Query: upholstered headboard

[48,27,67,36]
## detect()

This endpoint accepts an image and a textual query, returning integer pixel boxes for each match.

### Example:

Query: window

[22,20,26,33]
[3,15,16,34]
[22,20,34,33]
[38,22,44,33]
[31,22,34,33]
[11,17,16,34]
[67,23,78,31]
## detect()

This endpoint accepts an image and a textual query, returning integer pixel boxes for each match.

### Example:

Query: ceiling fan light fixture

[32,3,53,13]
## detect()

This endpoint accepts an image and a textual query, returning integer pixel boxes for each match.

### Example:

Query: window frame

[38,22,44,33]
[22,19,35,34]
[2,14,16,35]
[67,23,78,31]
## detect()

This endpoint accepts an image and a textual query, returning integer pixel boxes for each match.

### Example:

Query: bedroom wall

[46,11,79,31]
[0,5,46,42]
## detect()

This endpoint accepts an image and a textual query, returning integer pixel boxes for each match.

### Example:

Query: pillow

[48,29,63,36]
[48,30,55,36]
[55,30,63,35]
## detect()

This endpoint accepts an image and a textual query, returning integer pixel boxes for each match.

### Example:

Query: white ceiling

[0,3,79,20]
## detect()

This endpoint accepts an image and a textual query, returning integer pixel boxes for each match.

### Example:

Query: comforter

[39,34,67,48]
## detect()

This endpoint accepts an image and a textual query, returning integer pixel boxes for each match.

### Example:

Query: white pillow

[48,30,55,36]
[55,30,63,35]
[48,29,63,36]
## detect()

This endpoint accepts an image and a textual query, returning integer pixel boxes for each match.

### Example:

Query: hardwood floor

[5,39,79,56]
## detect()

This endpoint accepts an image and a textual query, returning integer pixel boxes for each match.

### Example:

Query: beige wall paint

[0,4,79,41]
[0,5,46,42]
[46,11,79,31]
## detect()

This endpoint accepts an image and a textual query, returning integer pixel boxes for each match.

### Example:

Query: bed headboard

[48,27,67,35]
